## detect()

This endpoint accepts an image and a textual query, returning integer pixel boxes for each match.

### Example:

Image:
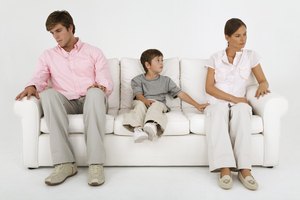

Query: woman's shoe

[218,174,233,190]
[238,172,258,190]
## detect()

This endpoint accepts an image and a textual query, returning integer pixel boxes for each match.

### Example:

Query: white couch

[14,58,288,168]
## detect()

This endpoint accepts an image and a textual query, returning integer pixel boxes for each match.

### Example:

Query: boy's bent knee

[133,100,147,108]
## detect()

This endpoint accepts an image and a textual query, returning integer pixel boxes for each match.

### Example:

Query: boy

[123,49,208,142]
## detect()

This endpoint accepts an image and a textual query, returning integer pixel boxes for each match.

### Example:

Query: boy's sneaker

[133,127,148,143]
[143,122,157,141]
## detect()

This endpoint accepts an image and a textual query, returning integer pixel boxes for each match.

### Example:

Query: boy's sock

[133,127,148,143]
[143,122,158,141]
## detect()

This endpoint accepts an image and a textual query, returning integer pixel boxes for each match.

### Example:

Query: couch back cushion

[246,73,258,87]
[120,57,180,109]
[180,58,258,109]
[180,59,209,108]
[107,58,120,110]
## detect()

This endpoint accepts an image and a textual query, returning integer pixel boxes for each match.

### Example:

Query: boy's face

[146,56,163,74]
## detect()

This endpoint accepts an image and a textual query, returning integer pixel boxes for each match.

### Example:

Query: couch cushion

[40,114,114,134]
[183,108,263,135]
[114,110,190,136]
[180,59,209,109]
[180,59,258,109]
[107,58,120,110]
[120,57,181,110]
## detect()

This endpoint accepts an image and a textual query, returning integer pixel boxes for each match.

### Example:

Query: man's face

[49,23,73,48]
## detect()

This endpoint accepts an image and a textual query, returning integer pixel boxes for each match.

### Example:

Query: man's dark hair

[46,10,75,34]
[224,18,246,37]
[140,49,163,72]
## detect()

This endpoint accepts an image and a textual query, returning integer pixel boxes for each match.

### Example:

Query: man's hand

[88,83,106,92]
[15,86,39,100]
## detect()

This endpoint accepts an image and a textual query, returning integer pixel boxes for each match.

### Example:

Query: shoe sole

[134,135,148,143]
[45,171,78,186]
[88,180,105,186]
[218,182,233,190]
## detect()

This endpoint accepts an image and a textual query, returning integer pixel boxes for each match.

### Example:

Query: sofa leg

[28,167,37,170]
[265,166,274,168]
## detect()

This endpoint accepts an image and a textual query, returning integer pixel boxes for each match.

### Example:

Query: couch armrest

[246,85,288,166]
[14,97,43,168]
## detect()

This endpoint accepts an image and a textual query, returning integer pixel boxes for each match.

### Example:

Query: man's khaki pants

[204,102,252,172]
[40,88,107,165]
[123,100,168,135]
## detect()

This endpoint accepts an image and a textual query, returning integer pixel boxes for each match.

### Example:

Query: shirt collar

[221,49,244,64]
[57,37,83,53]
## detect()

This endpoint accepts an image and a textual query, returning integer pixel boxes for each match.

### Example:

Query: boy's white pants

[204,102,253,172]
[123,100,168,135]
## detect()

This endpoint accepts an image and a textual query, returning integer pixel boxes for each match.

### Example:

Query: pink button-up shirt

[205,49,260,105]
[27,39,113,100]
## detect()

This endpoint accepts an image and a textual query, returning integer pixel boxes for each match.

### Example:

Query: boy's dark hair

[140,49,163,72]
[46,10,75,34]
[224,18,246,37]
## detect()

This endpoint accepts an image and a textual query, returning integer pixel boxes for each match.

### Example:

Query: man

[15,10,113,186]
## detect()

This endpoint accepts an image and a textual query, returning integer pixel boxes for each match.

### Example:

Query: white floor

[1,113,299,200]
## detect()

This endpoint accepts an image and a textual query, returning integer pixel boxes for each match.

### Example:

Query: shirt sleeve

[26,51,50,92]
[131,76,143,97]
[205,55,215,69]
[250,50,261,68]
[167,77,181,98]
[94,48,114,96]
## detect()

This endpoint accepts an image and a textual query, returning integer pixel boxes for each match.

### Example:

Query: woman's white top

[205,49,260,105]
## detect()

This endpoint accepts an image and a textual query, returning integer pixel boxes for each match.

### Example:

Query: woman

[205,18,270,190]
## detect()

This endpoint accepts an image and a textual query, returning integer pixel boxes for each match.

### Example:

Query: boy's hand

[143,99,155,107]
[196,103,209,112]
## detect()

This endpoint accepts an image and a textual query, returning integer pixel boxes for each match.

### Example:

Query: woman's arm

[205,67,248,104]
[251,64,270,98]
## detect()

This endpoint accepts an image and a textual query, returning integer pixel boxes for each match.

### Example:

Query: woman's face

[226,25,247,50]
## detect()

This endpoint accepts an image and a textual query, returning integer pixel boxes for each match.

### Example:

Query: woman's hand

[196,103,210,112]
[231,96,249,104]
[255,82,270,98]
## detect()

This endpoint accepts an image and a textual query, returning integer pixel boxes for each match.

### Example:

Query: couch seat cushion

[40,114,114,134]
[183,109,263,135]
[114,110,190,136]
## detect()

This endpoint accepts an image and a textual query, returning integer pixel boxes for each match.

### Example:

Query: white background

[0,0,299,199]
[1,0,300,122]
